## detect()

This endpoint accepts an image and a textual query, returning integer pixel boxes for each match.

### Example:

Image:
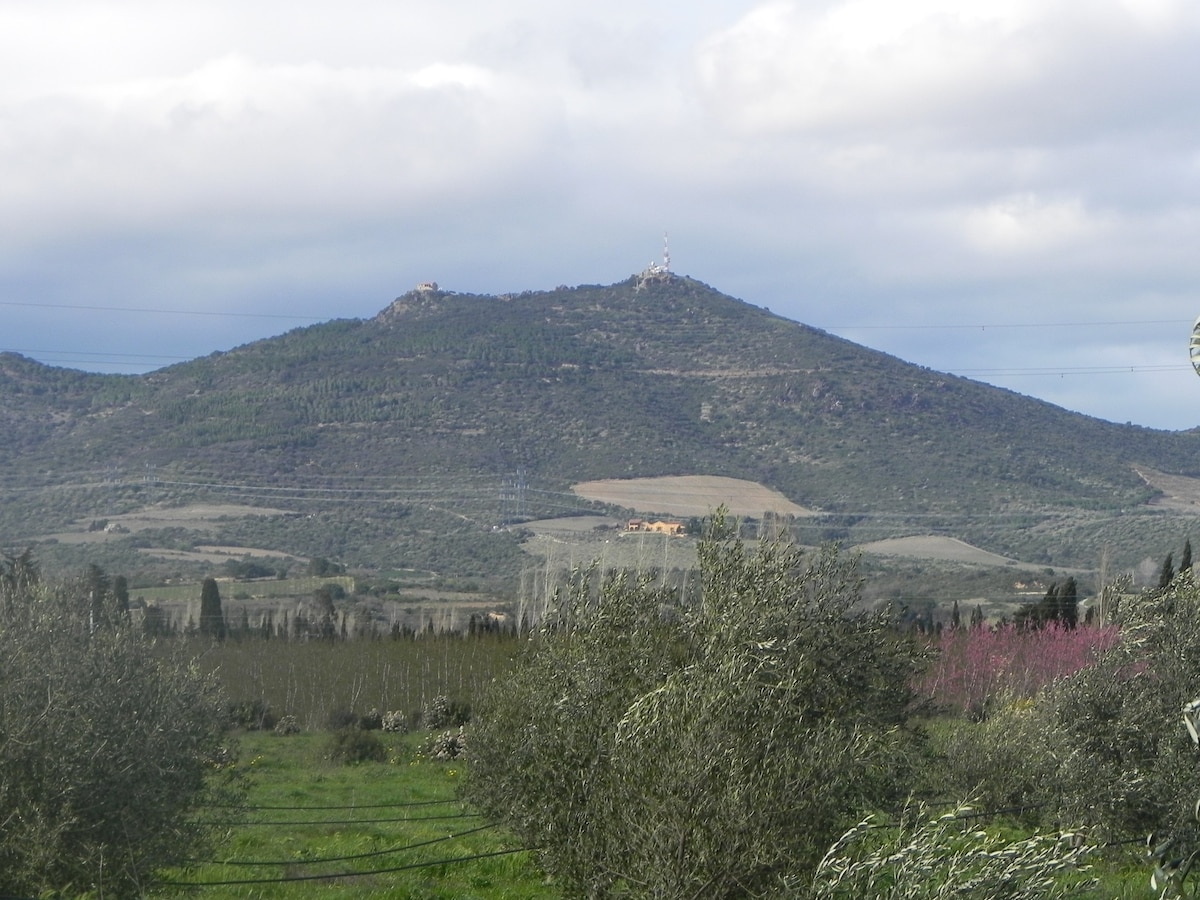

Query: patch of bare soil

[571,476,814,518]
[102,503,291,529]
[136,546,305,564]
[1133,467,1200,511]
[43,504,292,546]
[854,535,1017,566]
[522,516,624,535]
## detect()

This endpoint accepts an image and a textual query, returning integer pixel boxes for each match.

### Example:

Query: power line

[191,823,497,867]
[210,811,482,826]
[0,300,325,321]
[160,846,534,887]
[824,318,1190,331]
[209,798,462,811]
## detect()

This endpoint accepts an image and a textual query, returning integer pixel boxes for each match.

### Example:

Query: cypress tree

[1181,539,1193,574]
[112,575,130,617]
[1057,576,1078,629]
[199,577,225,640]
[1159,553,1176,590]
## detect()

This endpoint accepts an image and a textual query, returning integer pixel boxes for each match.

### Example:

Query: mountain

[2,273,1199,587]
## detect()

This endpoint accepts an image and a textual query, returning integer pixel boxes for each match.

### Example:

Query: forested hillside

[3,273,1199,583]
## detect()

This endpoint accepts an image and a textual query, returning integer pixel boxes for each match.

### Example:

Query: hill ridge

[2,275,1199,582]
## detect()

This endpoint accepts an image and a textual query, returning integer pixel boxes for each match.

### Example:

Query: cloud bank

[2,0,1199,429]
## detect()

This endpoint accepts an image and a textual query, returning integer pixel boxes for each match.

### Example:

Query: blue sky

[3,0,1200,429]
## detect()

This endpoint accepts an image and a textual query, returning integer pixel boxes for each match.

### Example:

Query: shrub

[325,707,359,731]
[326,727,387,764]
[0,561,240,898]
[429,727,467,761]
[274,715,301,735]
[467,530,924,897]
[1046,573,1200,844]
[925,692,1064,821]
[359,707,383,730]
[381,710,409,733]
[227,698,278,731]
[423,694,470,729]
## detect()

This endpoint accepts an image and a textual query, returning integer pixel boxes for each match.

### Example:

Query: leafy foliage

[466,528,925,898]
[0,557,240,897]
[1047,572,1200,844]
[325,727,387,764]
[809,803,1093,899]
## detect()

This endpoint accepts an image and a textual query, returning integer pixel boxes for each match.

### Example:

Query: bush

[274,715,301,735]
[429,726,467,760]
[466,529,925,897]
[359,707,383,730]
[381,710,409,733]
[325,707,359,731]
[925,693,1064,822]
[326,727,387,764]
[227,698,278,731]
[1047,572,1200,844]
[0,560,240,898]
[423,694,470,729]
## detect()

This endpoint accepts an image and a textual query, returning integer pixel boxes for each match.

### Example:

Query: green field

[134,637,1170,898]
[133,576,356,605]
[158,730,556,899]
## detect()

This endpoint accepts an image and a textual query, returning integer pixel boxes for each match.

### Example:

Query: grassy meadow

[132,626,1188,897]
[158,730,554,899]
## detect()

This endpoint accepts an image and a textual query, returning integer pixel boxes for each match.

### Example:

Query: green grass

[134,575,356,604]
[158,730,557,899]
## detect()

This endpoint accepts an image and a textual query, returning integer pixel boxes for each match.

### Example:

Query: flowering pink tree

[917,623,1120,714]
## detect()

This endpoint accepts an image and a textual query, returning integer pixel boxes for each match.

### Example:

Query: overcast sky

[3,0,1200,430]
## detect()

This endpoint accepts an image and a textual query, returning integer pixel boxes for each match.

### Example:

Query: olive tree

[0,557,240,897]
[466,530,924,898]
[1048,572,1200,846]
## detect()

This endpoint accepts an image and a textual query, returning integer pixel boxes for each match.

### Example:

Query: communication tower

[636,232,674,290]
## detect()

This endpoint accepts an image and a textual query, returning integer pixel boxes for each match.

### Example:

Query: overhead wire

[205,811,483,827]
[189,822,498,867]
[160,846,534,887]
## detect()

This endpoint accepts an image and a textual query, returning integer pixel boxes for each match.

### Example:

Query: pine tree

[198,577,225,640]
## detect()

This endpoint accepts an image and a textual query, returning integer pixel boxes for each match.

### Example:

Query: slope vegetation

[1,274,1198,581]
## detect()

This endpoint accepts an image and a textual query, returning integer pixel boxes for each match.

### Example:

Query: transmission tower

[499,468,529,525]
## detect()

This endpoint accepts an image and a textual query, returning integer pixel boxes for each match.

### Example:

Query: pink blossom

[917,623,1121,713]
